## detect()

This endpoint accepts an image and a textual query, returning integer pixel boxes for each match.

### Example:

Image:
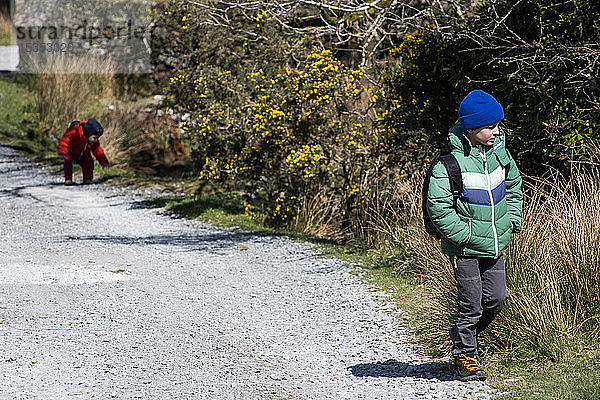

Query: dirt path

[0,144,494,399]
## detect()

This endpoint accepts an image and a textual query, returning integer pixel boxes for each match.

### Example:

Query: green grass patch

[0,74,56,159]
[150,192,268,232]
[0,12,11,46]
[487,352,600,399]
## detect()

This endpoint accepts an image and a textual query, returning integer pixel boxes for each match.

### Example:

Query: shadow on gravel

[0,143,35,155]
[128,199,162,210]
[66,231,260,252]
[127,199,221,218]
[349,359,455,381]
[126,199,342,248]
[0,181,64,202]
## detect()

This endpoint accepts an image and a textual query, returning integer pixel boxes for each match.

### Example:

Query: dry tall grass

[30,56,116,136]
[290,189,347,241]
[0,11,11,45]
[102,104,191,173]
[496,171,600,359]
[355,173,422,249]
[355,167,600,359]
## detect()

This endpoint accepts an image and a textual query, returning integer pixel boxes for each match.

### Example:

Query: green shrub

[170,48,385,234]
[376,30,461,174]
[158,2,416,236]
[377,0,600,175]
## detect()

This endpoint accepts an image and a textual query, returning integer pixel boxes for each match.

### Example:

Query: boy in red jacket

[58,119,109,185]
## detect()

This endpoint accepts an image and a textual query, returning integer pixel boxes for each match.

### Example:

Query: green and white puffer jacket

[426,123,523,257]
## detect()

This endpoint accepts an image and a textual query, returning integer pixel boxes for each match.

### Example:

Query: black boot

[474,354,487,380]
[453,353,486,382]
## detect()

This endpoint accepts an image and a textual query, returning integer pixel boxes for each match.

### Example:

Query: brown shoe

[64,178,74,186]
[82,179,93,185]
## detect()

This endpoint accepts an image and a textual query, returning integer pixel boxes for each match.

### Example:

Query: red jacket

[58,121,109,165]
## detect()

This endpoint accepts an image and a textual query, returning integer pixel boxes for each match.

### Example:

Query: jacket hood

[448,123,471,155]
[448,122,511,167]
[448,122,506,156]
[83,119,104,137]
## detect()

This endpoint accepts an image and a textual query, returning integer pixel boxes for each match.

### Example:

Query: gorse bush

[153,1,311,88]
[160,0,600,232]
[159,1,415,235]
[170,48,390,234]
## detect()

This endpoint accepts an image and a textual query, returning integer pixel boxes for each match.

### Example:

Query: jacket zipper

[480,147,499,257]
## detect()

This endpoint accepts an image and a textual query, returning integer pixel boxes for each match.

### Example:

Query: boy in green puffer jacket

[426,90,523,381]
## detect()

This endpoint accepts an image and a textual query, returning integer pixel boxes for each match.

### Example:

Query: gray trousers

[449,256,508,356]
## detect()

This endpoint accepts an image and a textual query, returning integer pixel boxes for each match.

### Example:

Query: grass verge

[489,353,600,399]
[0,74,54,157]
[151,192,269,232]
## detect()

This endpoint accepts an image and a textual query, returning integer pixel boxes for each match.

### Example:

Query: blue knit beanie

[458,90,504,130]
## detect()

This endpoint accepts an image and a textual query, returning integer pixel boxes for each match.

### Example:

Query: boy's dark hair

[422,152,463,239]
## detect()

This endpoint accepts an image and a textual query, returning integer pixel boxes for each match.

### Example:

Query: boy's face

[87,135,99,144]
[467,122,501,147]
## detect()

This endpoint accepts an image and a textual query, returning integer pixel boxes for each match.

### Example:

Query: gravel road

[0,144,496,399]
